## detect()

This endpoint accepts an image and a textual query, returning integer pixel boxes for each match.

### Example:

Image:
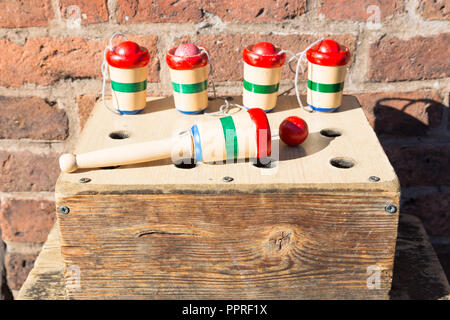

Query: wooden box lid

[56,95,399,195]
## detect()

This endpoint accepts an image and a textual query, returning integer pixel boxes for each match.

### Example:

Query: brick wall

[0,0,449,298]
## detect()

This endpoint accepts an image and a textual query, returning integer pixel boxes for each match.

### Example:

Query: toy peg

[106,37,150,114]
[306,39,351,112]
[242,42,286,112]
[166,43,210,114]
[59,108,271,173]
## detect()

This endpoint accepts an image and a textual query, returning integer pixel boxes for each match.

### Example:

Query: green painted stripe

[220,116,238,161]
[172,80,208,94]
[111,80,147,93]
[307,80,344,93]
[243,80,279,94]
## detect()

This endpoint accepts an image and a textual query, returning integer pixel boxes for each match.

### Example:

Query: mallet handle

[59,133,193,173]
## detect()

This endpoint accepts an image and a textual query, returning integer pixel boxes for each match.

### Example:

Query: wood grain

[16,223,68,300]
[57,191,399,299]
[18,214,450,300]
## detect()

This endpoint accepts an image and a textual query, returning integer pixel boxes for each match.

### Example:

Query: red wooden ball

[317,39,341,53]
[279,116,309,146]
[252,42,277,55]
[175,43,200,56]
[115,41,142,56]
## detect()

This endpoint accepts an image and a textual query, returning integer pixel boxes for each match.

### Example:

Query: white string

[204,98,246,116]
[202,46,245,116]
[281,38,325,113]
[101,32,129,115]
[201,48,217,100]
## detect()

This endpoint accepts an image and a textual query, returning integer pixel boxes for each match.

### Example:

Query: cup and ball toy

[306,39,350,112]
[59,108,271,173]
[106,40,150,114]
[242,42,286,113]
[166,43,210,114]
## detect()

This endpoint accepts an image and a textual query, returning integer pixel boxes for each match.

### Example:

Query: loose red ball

[279,116,309,146]
[175,43,200,57]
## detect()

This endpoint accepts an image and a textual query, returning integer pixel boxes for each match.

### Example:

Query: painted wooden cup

[190,108,271,163]
[106,41,150,114]
[242,42,286,113]
[306,39,351,112]
[166,46,209,114]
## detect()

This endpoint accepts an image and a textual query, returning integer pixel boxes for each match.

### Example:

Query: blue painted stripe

[177,108,206,115]
[307,104,340,113]
[116,109,144,115]
[191,124,203,162]
[243,106,275,113]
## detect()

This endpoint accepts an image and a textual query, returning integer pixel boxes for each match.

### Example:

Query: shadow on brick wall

[1,240,13,300]
[371,96,450,282]
[373,97,444,137]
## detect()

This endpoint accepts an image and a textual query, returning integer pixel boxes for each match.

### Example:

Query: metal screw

[385,204,397,214]
[369,176,380,182]
[58,206,70,215]
[79,177,91,183]
[223,176,234,183]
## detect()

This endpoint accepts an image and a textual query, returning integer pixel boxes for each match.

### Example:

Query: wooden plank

[56,191,399,299]
[390,214,450,300]
[16,222,68,300]
[56,95,398,195]
[17,214,449,300]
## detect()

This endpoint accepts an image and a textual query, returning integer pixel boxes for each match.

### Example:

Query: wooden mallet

[59,108,271,173]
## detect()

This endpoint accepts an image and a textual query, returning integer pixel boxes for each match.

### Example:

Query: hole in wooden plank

[320,129,342,138]
[330,157,355,169]
[252,157,276,169]
[109,131,130,139]
[174,158,197,169]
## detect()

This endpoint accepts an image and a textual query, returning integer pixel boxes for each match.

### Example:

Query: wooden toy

[106,40,150,114]
[54,95,400,299]
[243,42,286,112]
[279,116,309,146]
[59,108,270,172]
[306,39,350,112]
[166,44,210,114]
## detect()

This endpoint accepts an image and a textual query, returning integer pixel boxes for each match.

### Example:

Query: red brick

[60,0,109,25]
[204,0,306,22]
[0,96,68,140]
[0,151,60,192]
[418,0,449,20]
[77,94,98,130]
[4,252,38,291]
[117,0,306,23]
[368,34,450,82]
[173,34,355,82]
[117,0,204,23]
[0,0,53,28]
[0,199,56,243]
[402,193,450,237]
[383,145,450,187]
[356,91,445,136]
[318,0,404,21]
[0,36,159,88]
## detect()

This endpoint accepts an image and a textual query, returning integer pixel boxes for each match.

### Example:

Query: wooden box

[55,95,400,299]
